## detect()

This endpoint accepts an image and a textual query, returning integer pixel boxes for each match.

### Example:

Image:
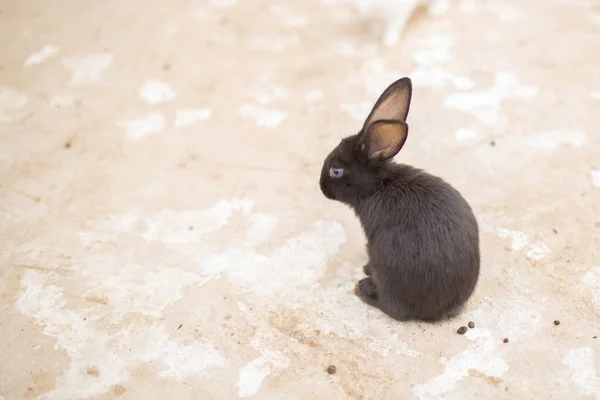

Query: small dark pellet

[468,321,475,329]
[503,338,509,343]
[554,320,560,326]
[326,365,337,375]
[593,336,597,339]
[457,326,468,335]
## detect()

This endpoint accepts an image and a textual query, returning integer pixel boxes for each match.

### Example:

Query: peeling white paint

[497,227,529,250]
[139,80,177,104]
[525,240,551,261]
[24,45,60,67]
[16,270,226,399]
[368,334,422,358]
[237,334,291,398]
[245,213,279,248]
[444,72,538,124]
[412,329,509,399]
[203,220,346,302]
[497,227,550,261]
[582,266,600,308]
[410,35,473,89]
[237,357,272,398]
[0,88,27,122]
[142,198,254,245]
[116,112,166,141]
[563,347,600,399]
[62,53,113,85]
[592,171,600,187]
[239,104,287,128]
[174,108,212,127]
[455,128,478,141]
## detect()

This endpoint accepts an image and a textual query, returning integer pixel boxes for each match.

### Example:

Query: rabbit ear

[363,120,408,162]
[363,77,412,132]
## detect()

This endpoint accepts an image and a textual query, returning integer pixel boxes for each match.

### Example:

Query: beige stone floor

[1,0,600,399]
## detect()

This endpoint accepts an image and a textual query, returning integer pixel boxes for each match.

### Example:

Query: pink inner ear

[367,121,408,161]
[364,82,411,129]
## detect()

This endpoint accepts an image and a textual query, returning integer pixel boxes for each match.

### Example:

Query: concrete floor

[1,0,600,399]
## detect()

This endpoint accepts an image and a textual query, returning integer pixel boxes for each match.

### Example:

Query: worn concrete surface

[1,0,600,399]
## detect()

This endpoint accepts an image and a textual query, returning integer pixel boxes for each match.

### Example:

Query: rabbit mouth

[319,182,336,200]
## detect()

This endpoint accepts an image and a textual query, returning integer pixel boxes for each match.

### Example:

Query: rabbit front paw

[357,277,378,304]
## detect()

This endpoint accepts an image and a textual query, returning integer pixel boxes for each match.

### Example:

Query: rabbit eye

[329,167,344,178]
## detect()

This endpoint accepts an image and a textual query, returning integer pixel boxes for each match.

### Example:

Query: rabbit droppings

[319,77,480,322]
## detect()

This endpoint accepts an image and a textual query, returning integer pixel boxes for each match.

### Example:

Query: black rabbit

[319,77,480,322]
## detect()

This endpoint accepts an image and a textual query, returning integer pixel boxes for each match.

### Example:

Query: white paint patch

[444,72,539,124]
[521,130,588,150]
[50,95,78,109]
[24,45,59,67]
[81,264,206,322]
[591,91,600,100]
[497,227,550,261]
[368,334,422,358]
[237,357,272,398]
[16,270,226,399]
[410,35,473,89]
[142,198,255,245]
[0,88,27,122]
[62,53,113,85]
[497,228,529,250]
[582,266,600,308]
[563,347,600,399]
[147,325,227,380]
[116,112,166,141]
[139,80,177,104]
[245,213,279,248]
[203,220,346,302]
[525,240,551,261]
[174,108,212,127]
[239,104,287,128]
[412,329,509,399]
[455,128,478,141]
[237,335,291,398]
[591,171,600,187]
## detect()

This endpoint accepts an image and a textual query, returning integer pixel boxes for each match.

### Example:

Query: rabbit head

[319,77,412,205]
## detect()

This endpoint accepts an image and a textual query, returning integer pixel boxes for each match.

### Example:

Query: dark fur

[319,77,480,322]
